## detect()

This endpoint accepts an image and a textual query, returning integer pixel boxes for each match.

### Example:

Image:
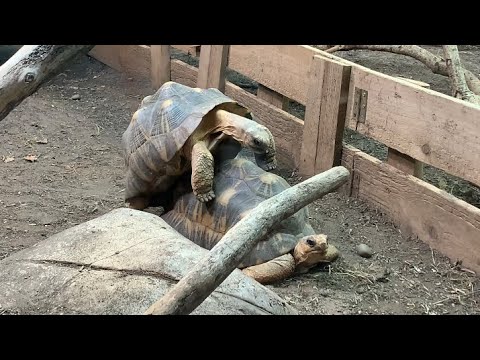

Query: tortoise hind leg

[191,141,215,203]
[241,254,296,284]
[126,196,150,210]
[124,170,151,210]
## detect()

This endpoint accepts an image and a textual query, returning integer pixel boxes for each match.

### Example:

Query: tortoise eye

[253,139,261,146]
[306,239,316,247]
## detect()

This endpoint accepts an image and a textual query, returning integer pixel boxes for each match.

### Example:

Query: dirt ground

[1,47,479,315]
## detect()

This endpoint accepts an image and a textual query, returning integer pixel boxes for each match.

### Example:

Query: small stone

[71,94,81,100]
[356,243,373,258]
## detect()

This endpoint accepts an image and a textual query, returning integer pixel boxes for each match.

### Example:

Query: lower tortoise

[162,155,340,284]
[122,81,277,210]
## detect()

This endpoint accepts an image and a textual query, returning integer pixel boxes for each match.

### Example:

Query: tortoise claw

[196,190,216,203]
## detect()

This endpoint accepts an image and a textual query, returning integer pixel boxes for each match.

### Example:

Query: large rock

[0,208,296,315]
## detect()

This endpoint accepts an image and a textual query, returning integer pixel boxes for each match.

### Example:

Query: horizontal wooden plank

[89,45,303,168]
[346,65,480,187]
[228,46,320,105]
[342,144,480,275]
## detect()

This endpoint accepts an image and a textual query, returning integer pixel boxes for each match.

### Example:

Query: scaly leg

[191,141,215,202]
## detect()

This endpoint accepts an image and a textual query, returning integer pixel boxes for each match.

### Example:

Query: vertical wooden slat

[150,45,171,89]
[386,148,424,177]
[257,84,289,110]
[299,55,351,176]
[197,45,230,92]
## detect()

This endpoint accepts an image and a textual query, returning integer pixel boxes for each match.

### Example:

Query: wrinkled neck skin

[212,112,257,145]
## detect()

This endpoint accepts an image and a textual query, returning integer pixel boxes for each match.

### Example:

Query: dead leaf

[24,155,38,162]
[36,139,48,144]
[2,156,14,163]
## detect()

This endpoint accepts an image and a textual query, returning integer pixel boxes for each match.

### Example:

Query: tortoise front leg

[242,254,296,284]
[191,141,215,203]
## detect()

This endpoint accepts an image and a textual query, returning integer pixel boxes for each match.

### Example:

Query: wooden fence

[89,45,480,275]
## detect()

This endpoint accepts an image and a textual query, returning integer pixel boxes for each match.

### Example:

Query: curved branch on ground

[318,45,480,98]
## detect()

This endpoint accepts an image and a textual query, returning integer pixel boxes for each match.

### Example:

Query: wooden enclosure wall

[88,45,480,275]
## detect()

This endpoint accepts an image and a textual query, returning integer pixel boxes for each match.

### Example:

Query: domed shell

[122,81,249,199]
[162,157,315,268]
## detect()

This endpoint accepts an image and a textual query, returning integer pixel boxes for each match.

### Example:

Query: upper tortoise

[162,156,340,284]
[122,81,277,210]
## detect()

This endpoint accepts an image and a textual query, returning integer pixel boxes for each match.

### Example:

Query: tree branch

[319,45,480,97]
[442,45,480,104]
[0,45,94,122]
[144,166,350,315]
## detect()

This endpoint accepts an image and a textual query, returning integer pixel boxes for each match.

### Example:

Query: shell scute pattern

[162,157,316,267]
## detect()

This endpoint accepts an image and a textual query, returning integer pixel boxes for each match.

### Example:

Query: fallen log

[0,45,94,121]
[145,165,350,315]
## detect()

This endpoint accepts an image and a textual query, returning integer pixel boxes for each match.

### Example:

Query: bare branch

[0,45,94,121]
[442,45,480,104]
[319,45,480,97]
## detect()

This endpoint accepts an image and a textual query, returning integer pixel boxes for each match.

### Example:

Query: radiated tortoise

[162,156,340,284]
[122,81,277,210]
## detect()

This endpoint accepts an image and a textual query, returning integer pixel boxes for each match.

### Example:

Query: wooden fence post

[151,45,171,90]
[197,45,230,92]
[299,55,352,177]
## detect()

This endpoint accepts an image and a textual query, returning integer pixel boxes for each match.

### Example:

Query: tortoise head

[293,234,340,271]
[244,123,277,171]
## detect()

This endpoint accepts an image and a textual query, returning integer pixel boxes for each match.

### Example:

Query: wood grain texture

[299,55,351,176]
[257,84,288,110]
[228,45,317,105]
[89,45,151,79]
[387,148,424,178]
[150,45,171,89]
[346,65,480,187]
[197,45,229,92]
[387,77,428,178]
[0,45,94,122]
[343,145,480,274]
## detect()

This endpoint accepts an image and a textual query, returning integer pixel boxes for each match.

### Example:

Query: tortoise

[122,81,277,210]
[162,155,340,284]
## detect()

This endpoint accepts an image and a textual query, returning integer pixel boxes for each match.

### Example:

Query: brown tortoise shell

[162,157,316,268]
[122,81,249,201]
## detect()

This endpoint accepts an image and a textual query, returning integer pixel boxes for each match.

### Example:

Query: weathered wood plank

[299,55,351,176]
[197,45,229,92]
[387,148,424,178]
[346,66,480,187]
[150,45,171,89]
[89,45,151,79]
[343,145,480,274]
[228,45,318,105]
[257,84,289,110]
[339,144,360,196]
[386,77,429,178]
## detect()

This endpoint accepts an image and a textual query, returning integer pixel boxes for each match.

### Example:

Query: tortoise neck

[212,109,255,143]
